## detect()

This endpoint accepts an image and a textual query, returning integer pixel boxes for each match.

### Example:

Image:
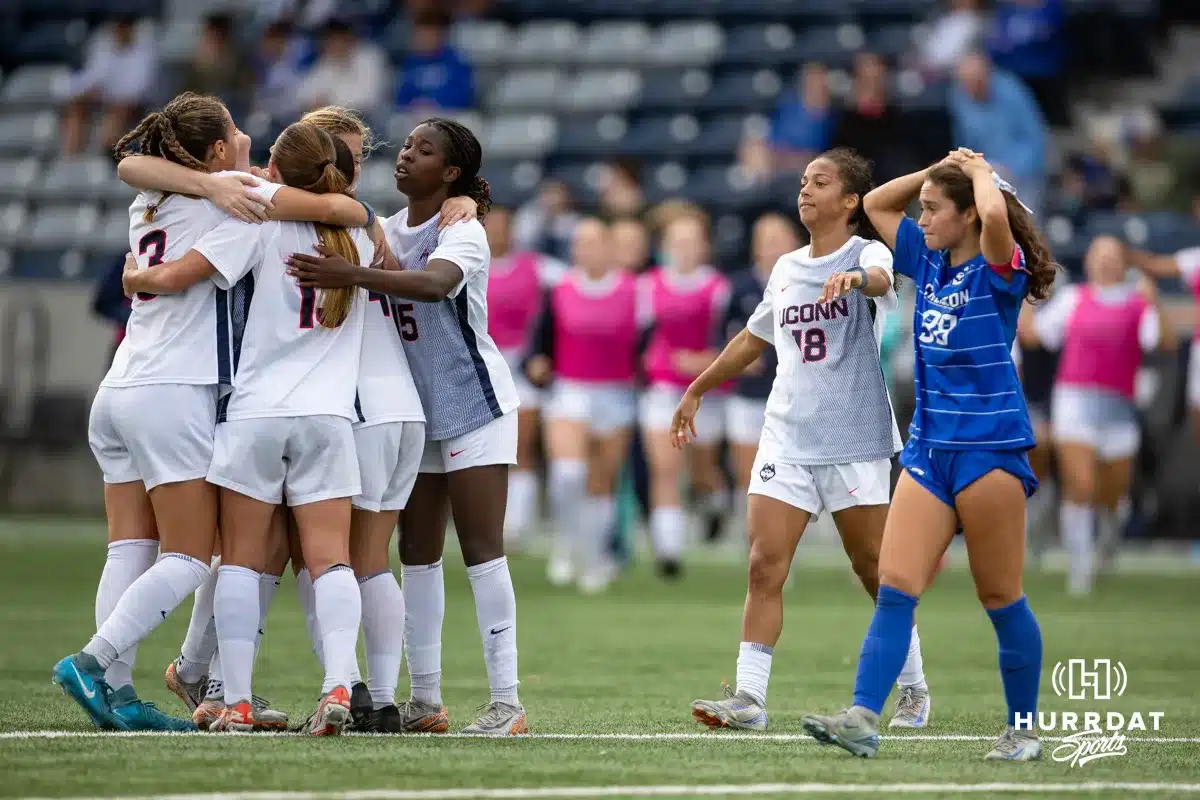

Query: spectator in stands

[1058,151,1131,218]
[395,10,476,111]
[832,53,911,182]
[178,14,251,120]
[769,62,835,175]
[1122,107,1198,213]
[296,18,389,113]
[513,181,580,264]
[250,21,307,129]
[949,53,1047,217]
[255,0,341,32]
[600,160,647,221]
[917,0,985,78]
[986,0,1067,126]
[60,15,157,156]
[91,255,132,367]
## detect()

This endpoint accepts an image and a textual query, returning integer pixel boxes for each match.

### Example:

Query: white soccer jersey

[193,217,374,421]
[356,285,425,426]
[102,172,280,388]
[746,237,903,465]
[381,212,519,441]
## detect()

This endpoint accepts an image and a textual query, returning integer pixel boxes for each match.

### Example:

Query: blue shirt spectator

[770,63,835,166]
[987,0,1065,80]
[396,11,475,110]
[950,54,1047,213]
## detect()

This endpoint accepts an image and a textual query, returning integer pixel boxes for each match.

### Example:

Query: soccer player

[486,205,565,545]
[1020,236,1171,595]
[639,213,730,575]
[720,213,800,536]
[52,94,365,732]
[801,149,1058,761]
[524,218,642,592]
[287,118,527,736]
[677,149,929,731]
[123,122,374,735]
[1125,244,1200,446]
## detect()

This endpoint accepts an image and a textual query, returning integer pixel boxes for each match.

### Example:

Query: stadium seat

[545,160,604,199]
[356,162,400,213]
[638,69,713,112]
[483,114,558,159]
[158,19,203,65]
[0,159,40,201]
[1,65,71,108]
[92,207,132,253]
[562,69,642,113]
[553,114,629,159]
[792,26,860,69]
[867,24,917,60]
[481,160,542,207]
[0,112,59,158]
[0,203,28,243]
[579,22,655,66]
[650,22,725,67]
[696,70,784,113]
[11,247,78,279]
[510,20,582,64]
[10,21,90,68]
[451,20,513,67]
[723,25,802,68]
[32,156,116,203]
[21,205,100,249]
[489,69,568,110]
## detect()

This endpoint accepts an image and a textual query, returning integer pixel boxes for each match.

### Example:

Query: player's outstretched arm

[287,246,462,302]
[1128,248,1184,281]
[115,156,270,223]
[267,189,370,227]
[672,328,769,448]
[121,251,216,297]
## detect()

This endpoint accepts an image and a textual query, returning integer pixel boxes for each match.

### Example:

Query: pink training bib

[553,271,640,383]
[487,251,542,352]
[1057,285,1148,399]
[642,267,729,389]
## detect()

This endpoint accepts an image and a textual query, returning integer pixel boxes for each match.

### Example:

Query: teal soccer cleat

[52,653,128,731]
[110,685,197,732]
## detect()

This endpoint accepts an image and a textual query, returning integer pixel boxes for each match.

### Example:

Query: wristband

[846,266,868,290]
[359,200,377,229]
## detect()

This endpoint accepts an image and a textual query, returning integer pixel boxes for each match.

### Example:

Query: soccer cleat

[164,660,206,712]
[396,699,450,733]
[358,705,404,734]
[194,694,287,731]
[52,654,127,731]
[209,700,256,733]
[547,550,574,587]
[110,686,196,732]
[691,684,768,731]
[461,701,528,736]
[801,706,881,758]
[984,726,1043,761]
[192,698,224,731]
[888,685,932,728]
[348,681,373,731]
[302,686,352,736]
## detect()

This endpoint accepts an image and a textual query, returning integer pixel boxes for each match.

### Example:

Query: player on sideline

[801,149,1057,760]
[123,123,373,735]
[720,213,800,538]
[676,149,930,731]
[524,218,642,592]
[1020,236,1171,595]
[486,205,565,546]
[52,94,366,731]
[287,118,528,736]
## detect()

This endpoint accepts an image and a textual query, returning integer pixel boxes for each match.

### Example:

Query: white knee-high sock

[1061,502,1095,595]
[359,570,405,708]
[505,469,539,538]
[735,642,773,706]
[253,573,281,667]
[650,506,686,562]
[581,495,616,576]
[213,565,259,705]
[177,555,220,684]
[94,539,158,689]
[896,626,927,689]
[466,556,519,705]
[549,459,587,554]
[402,560,444,705]
[314,565,361,694]
[84,552,209,670]
[295,567,324,668]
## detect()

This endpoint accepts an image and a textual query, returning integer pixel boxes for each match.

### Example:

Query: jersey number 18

[791,328,827,363]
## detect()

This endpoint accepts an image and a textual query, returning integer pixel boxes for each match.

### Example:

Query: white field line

[0,730,1197,743]
[19,782,1200,800]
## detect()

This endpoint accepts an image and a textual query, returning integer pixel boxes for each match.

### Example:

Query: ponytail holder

[991,172,1034,216]
[319,159,333,170]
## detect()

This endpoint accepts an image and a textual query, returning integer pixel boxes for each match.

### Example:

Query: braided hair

[420,117,491,219]
[112,92,231,222]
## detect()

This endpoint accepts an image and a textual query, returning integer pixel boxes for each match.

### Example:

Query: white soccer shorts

[639,383,725,445]
[1051,386,1140,461]
[724,395,767,447]
[1188,343,1200,412]
[420,410,518,474]
[88,384,218,491]
[207,415,360,506]
[748,454,892,517]
[352,421,425,512]
[503,350,542,411]
[545,379,637,434]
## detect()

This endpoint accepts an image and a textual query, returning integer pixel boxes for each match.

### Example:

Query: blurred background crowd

[1,0,1199,553]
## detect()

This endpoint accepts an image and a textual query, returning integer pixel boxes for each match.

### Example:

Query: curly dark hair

[420,117,491,219]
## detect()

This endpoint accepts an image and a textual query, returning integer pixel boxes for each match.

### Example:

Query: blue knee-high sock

[852,585,918,715]
[986,595,1043,727]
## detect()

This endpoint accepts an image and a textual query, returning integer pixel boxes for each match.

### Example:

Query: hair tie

[991,172,1034,216]
[319,159,333,170]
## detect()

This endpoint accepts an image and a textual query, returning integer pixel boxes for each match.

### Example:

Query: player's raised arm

[117,156,271,223]
[673,329,770,448]
[862,167,930,251]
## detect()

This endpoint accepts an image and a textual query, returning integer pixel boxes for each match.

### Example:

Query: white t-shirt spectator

[63,25,157,105]
[296,41,389,112]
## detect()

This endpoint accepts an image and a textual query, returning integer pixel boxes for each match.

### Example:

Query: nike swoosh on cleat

[489,626,512,635]
[161,610,168,619]
[70,663,96,700]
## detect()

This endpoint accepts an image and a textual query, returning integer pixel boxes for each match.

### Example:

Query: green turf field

[1,518,1198,799]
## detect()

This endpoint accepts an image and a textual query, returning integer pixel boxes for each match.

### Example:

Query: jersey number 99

[136,229,167,301]
[918,309,958,347]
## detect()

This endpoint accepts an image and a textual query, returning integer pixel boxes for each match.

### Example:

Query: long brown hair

[271,121,359,328]
[926,163,1057,301]
[113,92,230,222]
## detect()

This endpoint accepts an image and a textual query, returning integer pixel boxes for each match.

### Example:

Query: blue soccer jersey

[893,216,1035,450]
